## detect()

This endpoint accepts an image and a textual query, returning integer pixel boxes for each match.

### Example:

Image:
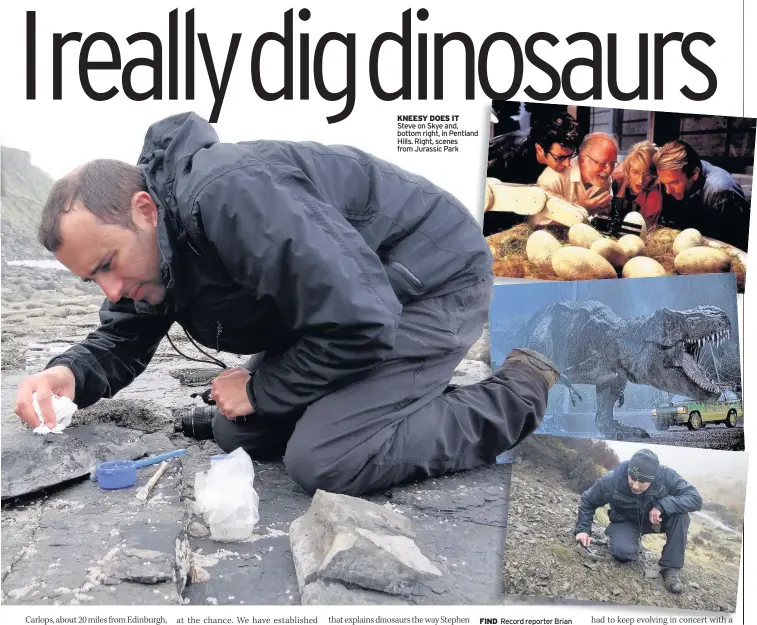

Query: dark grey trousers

[212,276,549,495]
[606,513,690,570]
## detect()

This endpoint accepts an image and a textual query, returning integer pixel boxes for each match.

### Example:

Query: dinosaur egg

[552,246,618,280]
[672,228,704,255]
[526,230,563,270]
[590,238,628,269]
[617,234,646,259]
[568,223,603,248]
[622,211,647,241]
[622,256,667,278]
[674,246,732,274]
[484,182,495,211]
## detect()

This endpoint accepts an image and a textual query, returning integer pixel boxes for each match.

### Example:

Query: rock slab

[290,490,443,599]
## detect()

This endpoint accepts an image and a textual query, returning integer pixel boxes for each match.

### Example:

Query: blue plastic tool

[91,449,187,490]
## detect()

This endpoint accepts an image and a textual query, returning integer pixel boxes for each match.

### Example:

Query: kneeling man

[574,449,702,594]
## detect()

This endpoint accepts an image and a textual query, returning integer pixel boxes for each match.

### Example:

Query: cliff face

[1,146,55,261]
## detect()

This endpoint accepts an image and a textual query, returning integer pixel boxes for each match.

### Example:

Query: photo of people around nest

[488,273,743,449]
[484,102,753,291]
[502,435,746,613]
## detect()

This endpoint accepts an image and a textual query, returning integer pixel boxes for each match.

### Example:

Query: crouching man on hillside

[574,449,702,594]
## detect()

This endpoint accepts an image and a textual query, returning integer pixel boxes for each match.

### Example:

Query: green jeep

[651,391,743,431]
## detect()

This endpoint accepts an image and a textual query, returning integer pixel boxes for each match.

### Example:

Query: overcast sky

[604,440,749,479]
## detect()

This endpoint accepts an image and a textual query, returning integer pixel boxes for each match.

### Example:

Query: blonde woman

[612,140,663,229]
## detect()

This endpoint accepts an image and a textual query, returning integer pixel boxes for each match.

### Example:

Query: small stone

[188,522,209,538]
[612,587,622,596]
[690,582,700,589]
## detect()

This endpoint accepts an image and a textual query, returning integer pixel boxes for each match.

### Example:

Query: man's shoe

[173,405,216,441]
[504,348,561,389]
[661,567,683,594]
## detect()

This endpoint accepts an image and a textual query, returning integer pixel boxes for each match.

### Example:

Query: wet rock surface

[1,453,187,606]
[1,293,509,605]
[178,457,510,606]
[1,418,148,501]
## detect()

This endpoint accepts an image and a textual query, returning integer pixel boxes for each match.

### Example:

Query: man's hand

[210,367,254,418]
[649,507,662,525]
[14,366,76,429]
[575,532,591,547]
[578,190,611,213]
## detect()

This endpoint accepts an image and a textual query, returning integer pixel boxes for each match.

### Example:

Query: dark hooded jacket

[46,113,492,417]
[575,460,702,535]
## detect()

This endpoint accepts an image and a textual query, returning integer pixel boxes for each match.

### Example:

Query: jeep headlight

[651,409,657,416]
[677,407,687,414]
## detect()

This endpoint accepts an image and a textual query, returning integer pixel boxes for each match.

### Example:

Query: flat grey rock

[2,461,187,605]
[301,579,411,605]
[101,548,175,585]
[1,424,148,501]
[290,490,441,597]
[317,527,442,594]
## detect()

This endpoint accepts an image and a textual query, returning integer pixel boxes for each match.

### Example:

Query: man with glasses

[536,132,619,224]
[484,112,582,234]
[487,112,581,184]
[574,449,702,594]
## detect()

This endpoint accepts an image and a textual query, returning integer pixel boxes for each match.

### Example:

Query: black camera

[588,214,644,239]
[173,400,216,440]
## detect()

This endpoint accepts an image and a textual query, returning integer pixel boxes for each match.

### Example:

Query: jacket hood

[136,112,219,297]
[137,112,219,197]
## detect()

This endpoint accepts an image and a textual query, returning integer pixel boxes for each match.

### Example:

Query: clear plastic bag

[194,447,259,542]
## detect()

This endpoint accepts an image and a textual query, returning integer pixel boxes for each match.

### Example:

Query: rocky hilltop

[1,146,55,262]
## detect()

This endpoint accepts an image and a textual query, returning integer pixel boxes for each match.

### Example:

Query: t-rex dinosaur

[520,300,733,438]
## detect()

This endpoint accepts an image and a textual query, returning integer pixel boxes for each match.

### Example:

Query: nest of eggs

[488,223,746,292]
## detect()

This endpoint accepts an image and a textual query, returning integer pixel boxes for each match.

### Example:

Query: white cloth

[31,393,78,434]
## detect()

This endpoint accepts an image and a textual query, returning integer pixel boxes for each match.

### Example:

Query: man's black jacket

[47,113,492,416]
[575,460,702,535]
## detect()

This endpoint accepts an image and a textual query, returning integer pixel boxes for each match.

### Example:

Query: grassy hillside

[1,146,55,261]
[505,434,741,612]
